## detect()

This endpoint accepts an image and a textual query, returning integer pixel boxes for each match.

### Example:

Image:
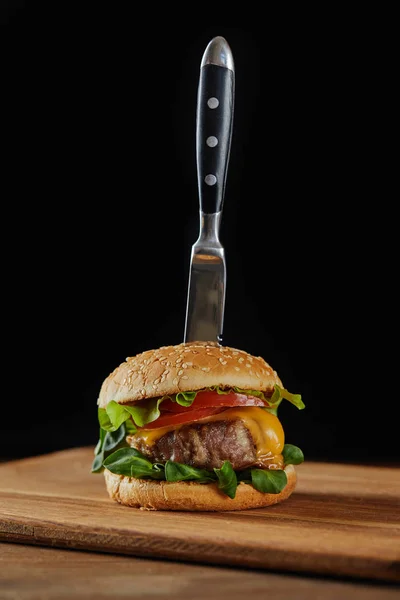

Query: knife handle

[196,57,235,215]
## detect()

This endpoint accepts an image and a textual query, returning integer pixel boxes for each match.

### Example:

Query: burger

[92,341,305,511]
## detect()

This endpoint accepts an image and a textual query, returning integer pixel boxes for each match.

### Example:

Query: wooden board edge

[1,519,399,584]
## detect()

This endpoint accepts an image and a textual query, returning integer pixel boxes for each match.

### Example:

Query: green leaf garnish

[103,425,127,452]
[251,469,288,494]
[282,444,305,465]
[251,469,287,494]
[103,447,164,479]
[91,422,130,473]
[94,427,106,456]
[165,461,215,483]
[91,452,106,473]
[214,461,238,499]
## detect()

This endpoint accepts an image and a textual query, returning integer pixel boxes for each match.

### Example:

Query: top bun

[98,342,282,409]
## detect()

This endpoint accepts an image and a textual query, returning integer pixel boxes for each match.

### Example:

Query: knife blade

[183,36,235,344]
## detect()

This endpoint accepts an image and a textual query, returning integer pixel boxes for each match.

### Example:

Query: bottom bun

[103,465,297,511]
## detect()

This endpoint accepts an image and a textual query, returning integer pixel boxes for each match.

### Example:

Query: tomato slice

[143,407,226,430]
[140,391,266,431]
[160,390,265,413]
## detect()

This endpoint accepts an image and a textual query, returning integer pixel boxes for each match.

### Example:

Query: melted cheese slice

[133,406,284,460]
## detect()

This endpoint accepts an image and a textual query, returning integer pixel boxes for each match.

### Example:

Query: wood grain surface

[0,447,399,583]
[1,542,399,600]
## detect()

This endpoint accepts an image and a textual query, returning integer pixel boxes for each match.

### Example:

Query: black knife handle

[196,63,235,215]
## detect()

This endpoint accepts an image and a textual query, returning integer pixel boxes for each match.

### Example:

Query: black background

[1,3,397,464]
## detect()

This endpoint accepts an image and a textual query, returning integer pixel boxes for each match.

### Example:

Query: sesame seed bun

[104,464,297,511]
[98,341,283,408]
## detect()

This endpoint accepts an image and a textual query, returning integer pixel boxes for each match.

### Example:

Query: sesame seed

[234,367,240,371]
[182,375,188,380]
[178,369,184,376]
[238,357,244,363]
[173,377,178,385]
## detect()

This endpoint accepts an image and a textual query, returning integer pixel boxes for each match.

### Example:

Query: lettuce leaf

[97,397,166,434]
[96,384,304,435]
[263,385,305,416]
[175,391,198,407]
[158,384,304,414]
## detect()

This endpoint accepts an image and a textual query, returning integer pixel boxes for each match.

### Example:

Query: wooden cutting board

[0,447,399,583]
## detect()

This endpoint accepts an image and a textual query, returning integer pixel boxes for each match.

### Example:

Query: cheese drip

[131,407,284,461]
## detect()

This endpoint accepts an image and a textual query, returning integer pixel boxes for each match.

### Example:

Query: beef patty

[128,418,258,471]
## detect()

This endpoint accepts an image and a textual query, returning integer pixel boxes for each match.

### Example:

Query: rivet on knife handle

[184,37,235,345]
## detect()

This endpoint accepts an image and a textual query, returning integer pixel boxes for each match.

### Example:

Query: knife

[183,36,235,344]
